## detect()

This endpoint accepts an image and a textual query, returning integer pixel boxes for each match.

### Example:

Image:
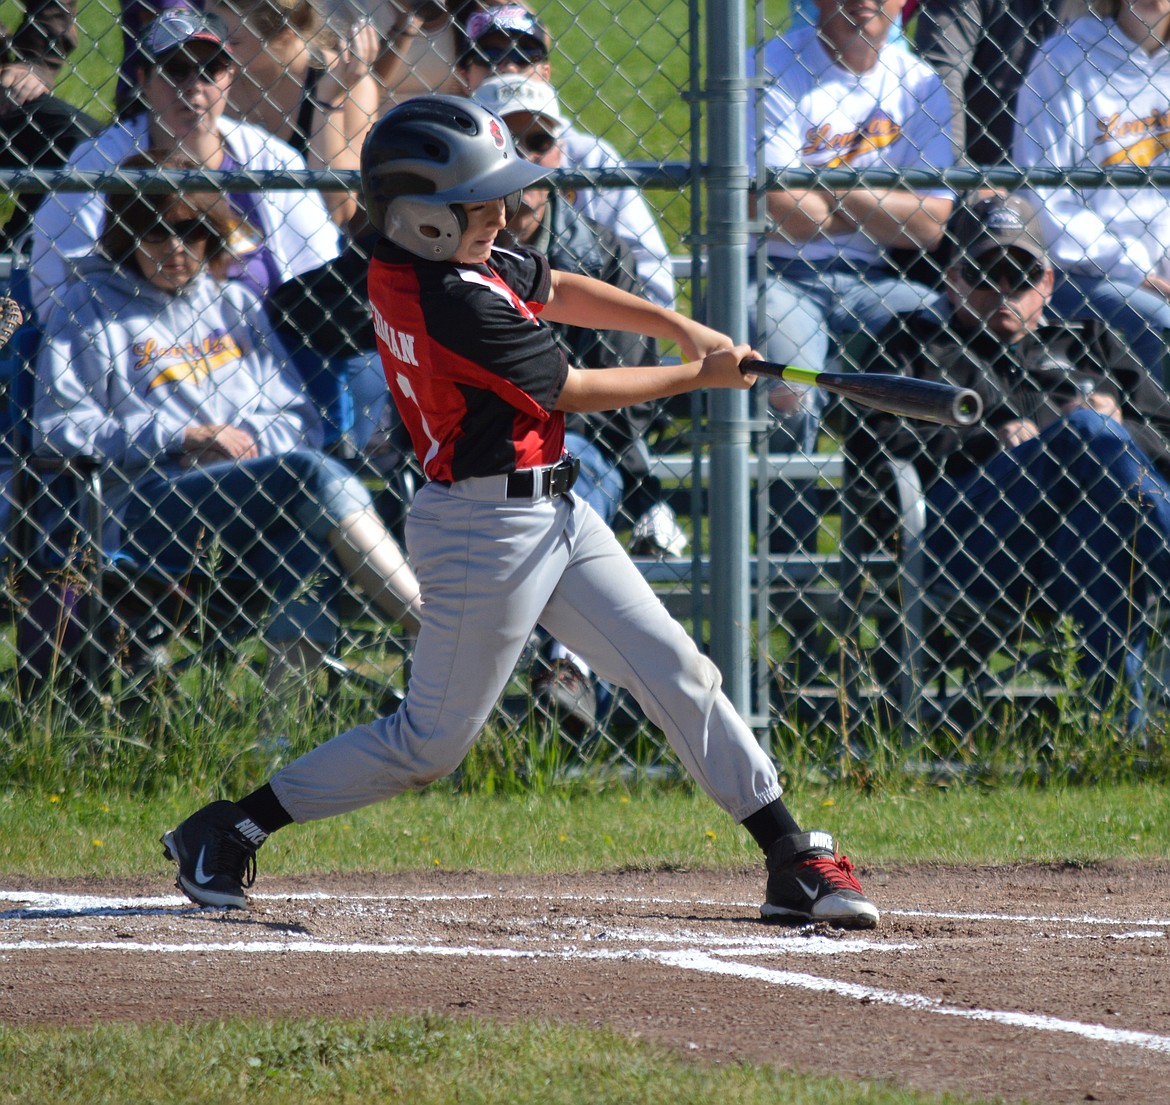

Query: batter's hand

[698,344,757,390]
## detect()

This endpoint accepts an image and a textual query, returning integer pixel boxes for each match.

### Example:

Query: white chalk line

[3,934,1169,1058]
[655,951,1170,1056]
[3,889,1169,929]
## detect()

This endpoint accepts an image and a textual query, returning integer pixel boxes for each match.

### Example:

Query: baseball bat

[740,360,983,427]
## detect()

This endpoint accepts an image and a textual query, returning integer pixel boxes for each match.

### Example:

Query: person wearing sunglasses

[848,193,1170,732]
[31,150,422,709]
[458,11,676,311]
[28,7,340,320]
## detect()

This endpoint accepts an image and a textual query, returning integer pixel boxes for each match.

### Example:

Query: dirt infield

[3,862,1169,1105]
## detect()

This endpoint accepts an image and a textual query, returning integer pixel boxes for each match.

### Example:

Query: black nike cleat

[161,800,266,909]
[761,830,879,929]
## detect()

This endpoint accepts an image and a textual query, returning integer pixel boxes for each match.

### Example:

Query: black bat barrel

[817,371,983,427]
[744,361,983,427]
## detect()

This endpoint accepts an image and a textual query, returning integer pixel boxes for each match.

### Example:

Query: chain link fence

[2,0,1169,779]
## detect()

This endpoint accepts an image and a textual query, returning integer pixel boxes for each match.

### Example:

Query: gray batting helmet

[361,94,550,261]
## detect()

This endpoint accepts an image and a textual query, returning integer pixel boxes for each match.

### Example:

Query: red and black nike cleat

[761,830,879,928]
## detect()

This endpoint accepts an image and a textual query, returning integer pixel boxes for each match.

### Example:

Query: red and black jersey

[367,239,570,483]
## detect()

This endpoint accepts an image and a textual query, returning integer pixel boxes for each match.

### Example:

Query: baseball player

[161,95,879,929]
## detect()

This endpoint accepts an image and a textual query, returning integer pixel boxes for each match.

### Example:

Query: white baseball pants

[270,480,783,824]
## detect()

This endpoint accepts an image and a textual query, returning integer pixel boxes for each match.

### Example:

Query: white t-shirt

[750,26,955,267]
[1013,15,1170,284]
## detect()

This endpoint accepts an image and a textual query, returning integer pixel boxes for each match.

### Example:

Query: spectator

[916,0,1088,168]
[29,8,340,320]
[789,0,913,48]
[31,153,422,699]
[118,0,209,117]
[750,0,955,456]
[474,72,687,730]
[0,7,100,254]
[849,194,1170,730]
[0,0,78,109]
[1012,0,1170,384]
[458,5,677,309]
[312,0,496,110]
[209,0,379,227]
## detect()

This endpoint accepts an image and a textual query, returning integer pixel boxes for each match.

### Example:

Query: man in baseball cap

[849,189,1170,733]
[949,193,1047,268]
[946,193,1051,343]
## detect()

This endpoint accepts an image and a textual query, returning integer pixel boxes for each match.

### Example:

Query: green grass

[0,1016,971,1105]
[3,783,1168,878]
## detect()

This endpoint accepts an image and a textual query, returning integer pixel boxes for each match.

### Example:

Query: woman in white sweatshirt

[32,153,420,692]
[1013,0,1170,380]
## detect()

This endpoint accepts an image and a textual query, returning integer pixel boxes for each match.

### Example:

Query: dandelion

[558,833,568,843]
[705,830,717,841]
[432,857,441,867]
[92,839,104,848]
[48,795,60,804]
[821,798,835,808]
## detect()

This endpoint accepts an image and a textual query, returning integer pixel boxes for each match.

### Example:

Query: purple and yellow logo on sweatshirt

[802,111,902,167]
[1095,109,1170,167]
[136,330,244,390]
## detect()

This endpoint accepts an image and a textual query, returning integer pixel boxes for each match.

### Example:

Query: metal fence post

[703,0,755,720]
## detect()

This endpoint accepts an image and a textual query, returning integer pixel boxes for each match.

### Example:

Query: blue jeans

[1050,271,1170,385]
[565,431,624,526]
[123,450,372,645]
[926,409,1170,726]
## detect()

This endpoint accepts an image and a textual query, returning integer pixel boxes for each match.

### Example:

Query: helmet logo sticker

[489,119,506,150]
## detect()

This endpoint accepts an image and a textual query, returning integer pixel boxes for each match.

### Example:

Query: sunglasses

[471,42,549,67]
[957,257,1045,294]
[157,54,233,86]
[511,129,556,157]
[140,218,214,245]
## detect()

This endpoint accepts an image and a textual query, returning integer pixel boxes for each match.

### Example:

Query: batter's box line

[3,937,1169,1058]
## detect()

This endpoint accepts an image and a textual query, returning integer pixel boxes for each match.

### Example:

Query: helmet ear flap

[385,196,467,260]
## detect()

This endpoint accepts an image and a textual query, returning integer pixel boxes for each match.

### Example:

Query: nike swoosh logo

[193,847,215,886]
[795,876,821,901]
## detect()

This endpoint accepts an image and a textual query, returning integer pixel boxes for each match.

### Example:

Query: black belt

[505,456,580,499]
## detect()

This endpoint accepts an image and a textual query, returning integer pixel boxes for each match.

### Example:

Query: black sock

[236,783,294,837]
[741,798,801,853]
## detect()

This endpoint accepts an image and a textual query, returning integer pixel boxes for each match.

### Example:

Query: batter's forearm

[543,270,673,332]
[555,362,707,413]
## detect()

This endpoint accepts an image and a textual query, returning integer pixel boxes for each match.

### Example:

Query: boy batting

[162,95,879,928]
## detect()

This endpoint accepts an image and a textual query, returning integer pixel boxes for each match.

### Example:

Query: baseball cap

[472,74,568,135]
[948,194,1047,264]
[143,9,231,65]
[465,5,550,49]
